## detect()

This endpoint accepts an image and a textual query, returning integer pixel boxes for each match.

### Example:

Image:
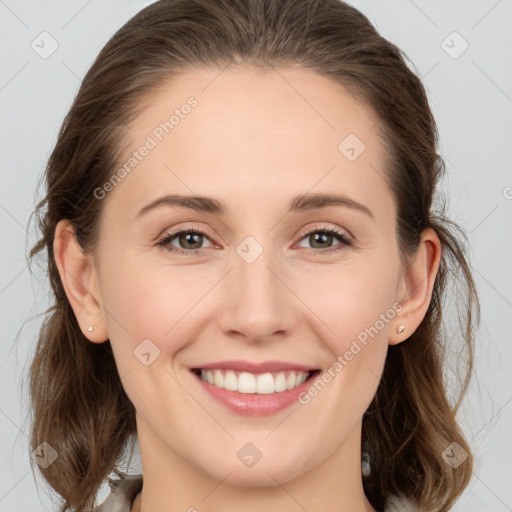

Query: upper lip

[191,360,318,374]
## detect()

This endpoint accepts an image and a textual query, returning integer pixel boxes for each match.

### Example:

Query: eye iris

[310,232,333,249]
[179,232,202,249]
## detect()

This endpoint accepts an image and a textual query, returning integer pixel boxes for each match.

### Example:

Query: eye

[156,225,353,256]
[156,226,213,255]
[296,226,352,255]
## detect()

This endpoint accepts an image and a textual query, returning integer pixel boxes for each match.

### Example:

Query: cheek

[97,253,217,360]
[304,259,399,348]
[302,260,398,403]
[96,255,196,410]
[296,273,395,437]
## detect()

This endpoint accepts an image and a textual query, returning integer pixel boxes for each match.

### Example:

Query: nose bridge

[237,241,279,299]
[217,235,297,342]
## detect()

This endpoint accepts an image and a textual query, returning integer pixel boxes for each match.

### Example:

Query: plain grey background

[1,0,511,510]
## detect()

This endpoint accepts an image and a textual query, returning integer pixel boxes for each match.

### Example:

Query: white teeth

[223,370,238,391]
[255,373,274,394]
[199,369,311,394]
[213,369,224,388]
[274,372,287,392]
[238,372,256,393]
[286,372,296,390]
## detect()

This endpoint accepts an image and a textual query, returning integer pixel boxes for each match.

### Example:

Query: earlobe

[390,227,441,346]
[53,219,109,343]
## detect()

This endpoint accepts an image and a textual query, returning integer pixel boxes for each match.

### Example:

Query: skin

[54,65,441,512]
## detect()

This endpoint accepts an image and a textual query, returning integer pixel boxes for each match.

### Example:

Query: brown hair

[28,1,480,511]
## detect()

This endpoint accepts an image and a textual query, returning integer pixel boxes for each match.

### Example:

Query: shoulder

[94,472,143,512]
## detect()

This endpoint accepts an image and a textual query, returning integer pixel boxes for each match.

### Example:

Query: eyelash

[156,225,353,257]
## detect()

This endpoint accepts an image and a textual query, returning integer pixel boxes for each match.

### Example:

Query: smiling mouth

[191,368,321,394]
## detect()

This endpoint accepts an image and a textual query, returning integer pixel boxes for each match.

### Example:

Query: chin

[199,454,311,488]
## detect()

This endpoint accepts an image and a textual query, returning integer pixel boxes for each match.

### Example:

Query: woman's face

[92,65,406,485]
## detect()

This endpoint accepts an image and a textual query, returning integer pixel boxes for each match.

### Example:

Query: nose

[215,244,300,345]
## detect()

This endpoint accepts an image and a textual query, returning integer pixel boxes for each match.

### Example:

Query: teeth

[256,372,274,394]
[286,372,296,390]
[214,369,224,388]
[223,370,237,391]
[199,369,311,394]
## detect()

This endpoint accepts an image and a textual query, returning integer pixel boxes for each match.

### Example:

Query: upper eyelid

[159,224,215,242]
[300,225,352,239]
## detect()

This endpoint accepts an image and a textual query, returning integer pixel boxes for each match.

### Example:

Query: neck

[133,415,376,512]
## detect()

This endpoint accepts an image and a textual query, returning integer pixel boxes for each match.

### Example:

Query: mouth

[190,368,321,395]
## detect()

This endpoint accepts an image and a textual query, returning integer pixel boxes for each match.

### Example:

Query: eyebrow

[136,192,374,219]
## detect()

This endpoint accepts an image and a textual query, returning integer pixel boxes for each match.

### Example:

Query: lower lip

[191,370,320,416]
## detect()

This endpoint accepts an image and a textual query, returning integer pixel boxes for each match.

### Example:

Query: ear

[53,219,109,343]
[389,227,441,345]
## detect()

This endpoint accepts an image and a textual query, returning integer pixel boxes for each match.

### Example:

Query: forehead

[131,64,381,156]
[107,65,394,225]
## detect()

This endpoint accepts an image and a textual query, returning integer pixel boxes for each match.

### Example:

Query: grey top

[94,472,142,512]
[93,471,420,512]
